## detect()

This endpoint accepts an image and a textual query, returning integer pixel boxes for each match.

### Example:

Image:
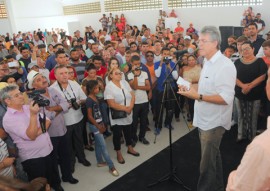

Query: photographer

[28,70,78,187]
[50,65,90,172]
[0,85,57,189]
[154,47,178,133]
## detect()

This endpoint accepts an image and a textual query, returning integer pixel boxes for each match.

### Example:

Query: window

[63,2,101,15]
[105,0,162,12]
[168,0,263,8]
[0,2,7,19]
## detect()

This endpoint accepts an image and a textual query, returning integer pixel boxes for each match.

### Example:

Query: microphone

[174,48,196,57]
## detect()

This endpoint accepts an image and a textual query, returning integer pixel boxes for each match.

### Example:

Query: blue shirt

[154,61,177,92]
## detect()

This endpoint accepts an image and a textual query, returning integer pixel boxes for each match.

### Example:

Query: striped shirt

[0,138,13,177]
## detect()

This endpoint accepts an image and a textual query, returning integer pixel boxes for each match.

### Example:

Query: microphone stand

[149,59,190,191]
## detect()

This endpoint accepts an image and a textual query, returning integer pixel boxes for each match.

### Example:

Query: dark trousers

[112,124,132,151]
[188,98,195,120]
[132,102,148,141]
[66,119,86,167]
[51,133,72,181]
[21,153,54,187]
[154,90,175,128]
[81,106,89,146]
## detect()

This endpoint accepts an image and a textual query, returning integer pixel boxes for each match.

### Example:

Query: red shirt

[84,65,107,79]
[49,67,77,81]
[174,27,184,33]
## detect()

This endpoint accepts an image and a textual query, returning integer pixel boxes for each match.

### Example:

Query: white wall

[1,0,270,38]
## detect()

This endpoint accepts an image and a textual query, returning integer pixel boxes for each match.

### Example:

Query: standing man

[254,13,266,38]
[178,26,236,191]
[51,65,90,172]
[248,22,265,55]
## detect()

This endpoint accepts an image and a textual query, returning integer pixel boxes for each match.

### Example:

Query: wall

[1,0,270,38]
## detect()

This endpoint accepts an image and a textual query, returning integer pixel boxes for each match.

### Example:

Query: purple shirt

[3,105,53,162]
[42,87,69,137]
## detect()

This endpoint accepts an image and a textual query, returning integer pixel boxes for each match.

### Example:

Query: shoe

[78,159,91,167]
[62,177,79,184]
[164,124,174,130]
[139,137,150,145]
[154,128,161,135]
[97,162,107,167]
[85,145,94,151]
[117,157,125,164]
[109,167,119,177]
[53,185,64,191]
[127,150,140,157]
[175,117,180,122]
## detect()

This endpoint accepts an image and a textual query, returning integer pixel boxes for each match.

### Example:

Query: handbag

[110,89,127,119]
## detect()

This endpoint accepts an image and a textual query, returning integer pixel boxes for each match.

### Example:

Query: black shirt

[235,58,267,100]
[251,36,265,56]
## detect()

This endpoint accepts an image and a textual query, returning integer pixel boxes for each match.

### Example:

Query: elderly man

[0,85,64,191]
[178,26,236,191]
[50,65,90,172]
[28,70,79,185]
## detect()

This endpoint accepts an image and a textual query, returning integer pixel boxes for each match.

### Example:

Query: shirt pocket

[202,77,215,94]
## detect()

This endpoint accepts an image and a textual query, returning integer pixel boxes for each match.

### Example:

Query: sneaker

[139,137,150,145]
[109,167,119,177]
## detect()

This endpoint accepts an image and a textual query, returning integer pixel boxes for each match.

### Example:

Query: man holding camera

[154,47,178,133]
[28,70,79,187]
[51,65,90,172]
[0,85,60,189]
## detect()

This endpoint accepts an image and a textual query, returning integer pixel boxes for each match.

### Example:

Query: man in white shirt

[51,65,90,172]
[178,26,236,191]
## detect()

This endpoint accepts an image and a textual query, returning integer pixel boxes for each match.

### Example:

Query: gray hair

[0,84,19,102]
[200,26,221,50]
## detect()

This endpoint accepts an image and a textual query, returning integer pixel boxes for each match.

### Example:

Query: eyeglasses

[198,40,214,44]
[242,47,252,52]
[146,54,154,57]
[114,72,123,75]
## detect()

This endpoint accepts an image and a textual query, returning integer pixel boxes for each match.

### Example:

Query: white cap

[88,39,95,44]
[27,70,40,89]
[184,35,191,40]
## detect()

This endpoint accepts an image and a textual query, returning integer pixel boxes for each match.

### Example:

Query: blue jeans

[88,123,114,169]
[197,127,225,191]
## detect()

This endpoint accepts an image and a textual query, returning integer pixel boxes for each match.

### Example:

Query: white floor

[62,115,194,191]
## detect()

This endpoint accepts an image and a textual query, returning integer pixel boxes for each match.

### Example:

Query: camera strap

[57,81,77,101]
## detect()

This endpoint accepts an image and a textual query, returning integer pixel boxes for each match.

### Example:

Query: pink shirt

[3,105,53,162]
[226,117,270,191]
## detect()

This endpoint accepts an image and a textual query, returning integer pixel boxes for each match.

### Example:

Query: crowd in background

[0,7,269,191]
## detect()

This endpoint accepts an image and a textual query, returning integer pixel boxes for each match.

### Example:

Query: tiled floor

[62,114,193,191]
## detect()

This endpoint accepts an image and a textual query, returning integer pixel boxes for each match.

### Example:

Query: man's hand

[178,85,199,100]
[97,123,106,134]
[2,157,15,167]
[30,101,40,115]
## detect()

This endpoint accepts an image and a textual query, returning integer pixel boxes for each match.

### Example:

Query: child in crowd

[85,80,119,177]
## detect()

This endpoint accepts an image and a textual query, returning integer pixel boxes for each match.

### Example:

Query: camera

[134,66,142,71]
[69,98,80,110]
[163,57,172,64]
[27,89,50,107]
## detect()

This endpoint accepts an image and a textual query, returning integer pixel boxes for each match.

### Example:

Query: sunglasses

[146,54,154,57]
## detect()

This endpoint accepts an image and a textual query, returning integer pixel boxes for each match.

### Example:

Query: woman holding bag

[104,67,140,164]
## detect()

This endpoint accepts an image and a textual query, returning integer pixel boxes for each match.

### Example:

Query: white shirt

[193,50,236,130]
[51,80,87,125]
[104,80,133,126]
[127,71,148,104]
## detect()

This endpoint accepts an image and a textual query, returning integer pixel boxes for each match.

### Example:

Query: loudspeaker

[219,26,243,52]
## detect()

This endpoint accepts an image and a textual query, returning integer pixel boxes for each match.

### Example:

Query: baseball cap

[27,70,40,89]
[184,35,191,40]
[8,61,19,68]
[28,62,39,70]
[88,39,95,44]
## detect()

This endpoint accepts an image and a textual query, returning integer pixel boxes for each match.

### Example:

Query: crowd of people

[0,7,269,191]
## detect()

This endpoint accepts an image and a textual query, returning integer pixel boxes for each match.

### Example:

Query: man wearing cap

[184,35,196,50]
[29,70,79,186]
[0,85,64,191]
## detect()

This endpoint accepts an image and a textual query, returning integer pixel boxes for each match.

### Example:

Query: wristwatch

[198,94,203,102]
